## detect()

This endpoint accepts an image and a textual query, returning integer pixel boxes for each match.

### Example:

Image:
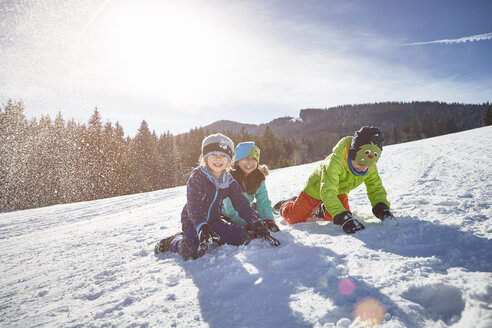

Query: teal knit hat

[234,142,260,163]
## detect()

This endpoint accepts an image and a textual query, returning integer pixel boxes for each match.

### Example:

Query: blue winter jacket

[181,166,261,236]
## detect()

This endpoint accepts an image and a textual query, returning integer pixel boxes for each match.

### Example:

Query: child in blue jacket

[155,133,273,260]
[221,142,280,232]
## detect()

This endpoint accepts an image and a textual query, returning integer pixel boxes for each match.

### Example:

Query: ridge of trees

[204,101,485,139]
[1,100,490,211]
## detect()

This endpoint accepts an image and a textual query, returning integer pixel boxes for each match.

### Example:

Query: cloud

[404,32,492,46]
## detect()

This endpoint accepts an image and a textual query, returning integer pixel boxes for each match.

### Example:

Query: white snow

[1,126,491,328]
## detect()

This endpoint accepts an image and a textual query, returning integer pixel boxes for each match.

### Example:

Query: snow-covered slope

[1,126,491,328]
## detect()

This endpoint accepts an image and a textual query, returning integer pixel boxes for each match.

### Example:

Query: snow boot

[314,203,327,219]
[273,196,297,215]
[154,232,182,254]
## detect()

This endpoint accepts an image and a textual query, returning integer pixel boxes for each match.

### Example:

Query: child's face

[351,159,371,173]
[237,157,258,176]
[206,153,229,178]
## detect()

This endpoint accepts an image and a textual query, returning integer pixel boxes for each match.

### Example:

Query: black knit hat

[349,126,385,164]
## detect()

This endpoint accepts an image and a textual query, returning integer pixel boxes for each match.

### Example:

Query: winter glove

[198,223,215,243]
[252,221,281,246]
[263,219,280,232]
[197,224,221,257]
[372,202,394,221]
[252,221,270,239]
[333,211,365,234]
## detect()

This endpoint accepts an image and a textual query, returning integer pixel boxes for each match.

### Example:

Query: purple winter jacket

[181,166,261,237]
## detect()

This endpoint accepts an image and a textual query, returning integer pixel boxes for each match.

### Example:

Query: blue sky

[1,0,491,136]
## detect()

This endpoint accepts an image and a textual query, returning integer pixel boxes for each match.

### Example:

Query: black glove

[263,219,280,232]
[333,211,365,234]
[252,221,280,246]
[252,221,271,239]
[198,224,220,244]
[197,223,221,256]
[372,202,394,221]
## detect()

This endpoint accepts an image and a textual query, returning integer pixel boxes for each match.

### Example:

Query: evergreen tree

[84,108,105,200]
[157,132,177,189]
[239,127,253,141]
[64,119,83,203]
[101,121,130,197]
[0,100,29,210]
[52,112,72,203]
[483,104,492,126]
[437,116,458,135]
[276,156,290,168]
[174,127,205,182]
[72,122,91,202]
[409,116,421,141]
[390,126,400,144]
[256,126,279,167]
[31,114,58,207]
[113,122,132,195]
[421,113,437,138]
[130,120,159,193]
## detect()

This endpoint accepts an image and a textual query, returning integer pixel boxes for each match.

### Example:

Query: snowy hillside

[1,127,491,328]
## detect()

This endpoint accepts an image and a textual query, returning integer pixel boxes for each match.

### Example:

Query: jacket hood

[258,164,269,177]
[230,164,268,195]
[331,136,353,169]
[199,166,233,189]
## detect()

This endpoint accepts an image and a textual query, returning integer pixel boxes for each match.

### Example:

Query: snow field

[0,126,491,327]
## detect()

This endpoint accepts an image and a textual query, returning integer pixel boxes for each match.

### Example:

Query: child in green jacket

[280,126,394,234]
[222,142,280,233]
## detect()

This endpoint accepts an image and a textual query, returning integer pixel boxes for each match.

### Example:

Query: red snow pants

[281,191,350,224]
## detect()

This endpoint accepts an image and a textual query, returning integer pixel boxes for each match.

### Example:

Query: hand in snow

[372,202,394,221]
[198,224,220,245]
[197,223,221,256]
[253,221,281,246]
[263,219,280,232]
[252,221,271,238]
[333,211,365,234]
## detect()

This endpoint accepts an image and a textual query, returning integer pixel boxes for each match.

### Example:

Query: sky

[1,126,491,327]
[1,0,491,136]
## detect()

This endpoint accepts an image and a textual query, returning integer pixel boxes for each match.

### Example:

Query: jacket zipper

[206,187,219,223]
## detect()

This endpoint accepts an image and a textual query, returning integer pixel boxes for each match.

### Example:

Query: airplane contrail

[403,32,492,46]
[79,0,113,36]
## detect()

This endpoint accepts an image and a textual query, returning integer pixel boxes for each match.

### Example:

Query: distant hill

[200,101,487,140]
[180,101,488,177]
[202,120,263,135]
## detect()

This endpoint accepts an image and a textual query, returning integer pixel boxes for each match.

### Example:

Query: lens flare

[318,276,329,288]
[338,277,355,295]
[354,297,385,326]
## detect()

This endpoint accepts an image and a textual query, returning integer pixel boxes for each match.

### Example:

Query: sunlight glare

[95,1,242,107]
[354,298,385,326]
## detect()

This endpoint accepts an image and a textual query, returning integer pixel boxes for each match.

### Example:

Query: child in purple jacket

[155,133,274,260]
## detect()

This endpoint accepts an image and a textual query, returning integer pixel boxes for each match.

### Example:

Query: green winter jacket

[222,167,274,227]
[303,136,390,218]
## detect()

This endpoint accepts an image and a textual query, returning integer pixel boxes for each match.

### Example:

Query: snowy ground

[1,126,491,328]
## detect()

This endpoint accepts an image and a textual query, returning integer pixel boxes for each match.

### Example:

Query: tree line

[0,100,297,211]
[1,99,490,211]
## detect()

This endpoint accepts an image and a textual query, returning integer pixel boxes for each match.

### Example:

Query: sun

[85,0,243,108]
